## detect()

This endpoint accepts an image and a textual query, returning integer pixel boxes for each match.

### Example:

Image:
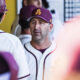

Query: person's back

[0,0,30,79]
[0,30,30,80]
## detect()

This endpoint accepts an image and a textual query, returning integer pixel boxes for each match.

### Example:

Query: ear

[49,23,53,32]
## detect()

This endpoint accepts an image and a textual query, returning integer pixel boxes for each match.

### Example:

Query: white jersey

[24,41,56,80]
[0,30,30,80]
[19,34,31,45]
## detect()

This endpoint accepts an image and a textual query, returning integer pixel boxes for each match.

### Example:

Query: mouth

[34,30,40,33]
[33,30,41,35]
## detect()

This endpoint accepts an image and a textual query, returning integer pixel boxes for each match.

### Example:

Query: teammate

[11,0,42,37]
[19,5,36,45]
[24,7,56,80]
[0,0,30,80]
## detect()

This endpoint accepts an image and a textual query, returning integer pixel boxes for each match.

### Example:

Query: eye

[39,20,45,24]
[31,20,36,24]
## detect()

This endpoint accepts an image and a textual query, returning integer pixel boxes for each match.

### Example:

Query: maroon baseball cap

[19,5,36,21]
[0,0,7,13]
[28,7,52,24]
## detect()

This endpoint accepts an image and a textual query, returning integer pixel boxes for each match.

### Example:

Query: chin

[33,37,41,42]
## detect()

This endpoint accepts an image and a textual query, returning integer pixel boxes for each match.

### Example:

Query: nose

[35,22,40,29]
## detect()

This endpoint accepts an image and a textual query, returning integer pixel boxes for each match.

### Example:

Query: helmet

[0,0,7,13]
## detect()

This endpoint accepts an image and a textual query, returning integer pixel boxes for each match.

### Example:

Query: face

[29,0,42,7]
[30,17,52,42]
[23,0,27,6]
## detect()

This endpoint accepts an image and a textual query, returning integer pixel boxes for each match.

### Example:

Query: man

[19,5,36,45]
[0,0,30,80]
[24,7,56,80]
[11,0,42,37]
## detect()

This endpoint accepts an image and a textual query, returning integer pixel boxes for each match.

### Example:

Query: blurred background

[0,0,80,33]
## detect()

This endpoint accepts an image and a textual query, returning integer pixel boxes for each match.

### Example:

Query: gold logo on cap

[35,9,41,15]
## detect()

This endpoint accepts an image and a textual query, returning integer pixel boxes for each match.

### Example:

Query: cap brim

[27,15,49,23]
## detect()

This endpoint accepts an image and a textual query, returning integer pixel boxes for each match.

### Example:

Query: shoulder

[24,42,31,49]
[3,32,21,42]
[0,32,23,49]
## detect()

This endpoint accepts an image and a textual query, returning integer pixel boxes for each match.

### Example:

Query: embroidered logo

[35,9,41,15]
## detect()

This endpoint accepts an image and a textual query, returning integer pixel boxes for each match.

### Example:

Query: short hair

[19,19,30,30]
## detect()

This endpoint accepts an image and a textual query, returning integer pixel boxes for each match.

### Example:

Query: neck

[31,39,52,49]
[21,29,31,35]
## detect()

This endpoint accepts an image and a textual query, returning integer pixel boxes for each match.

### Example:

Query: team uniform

[0,30,30,80]
[24,41,56,80]
[19,34,31,45]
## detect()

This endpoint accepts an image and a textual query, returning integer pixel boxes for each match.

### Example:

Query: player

[11,0,42,37]
[24,7,56,80]
[19,5,36,45]
[0,0,30,80]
